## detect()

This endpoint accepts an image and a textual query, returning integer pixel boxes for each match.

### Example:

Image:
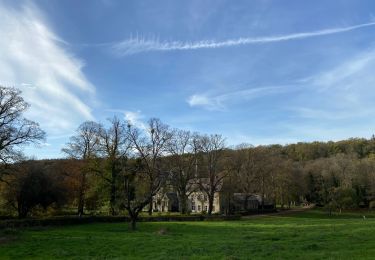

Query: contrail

[112,21,375,56]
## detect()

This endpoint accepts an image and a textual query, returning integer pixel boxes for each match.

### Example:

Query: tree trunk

[226,193,232,215]
[110,182,116,215]
[208,194,214,215]
[179,194,188,214]
[77,197,84,217]
[261,193,265,213]
[77,172,86,217]
[77,186,85,217]
[244,196,249,212]
[129,218,137,230]
[110,164,118,216]
[129,211,139,230]
[148,198,153,216]
[18,203,28,218]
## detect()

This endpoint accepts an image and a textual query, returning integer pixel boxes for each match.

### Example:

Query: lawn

[1,210,375,259]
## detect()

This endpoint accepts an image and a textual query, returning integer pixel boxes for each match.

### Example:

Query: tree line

[1,86,375,229]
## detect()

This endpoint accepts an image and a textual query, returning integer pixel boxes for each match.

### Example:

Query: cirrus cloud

[0,2,95,137]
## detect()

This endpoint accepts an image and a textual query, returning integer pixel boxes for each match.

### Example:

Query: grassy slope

[1,210,375,259]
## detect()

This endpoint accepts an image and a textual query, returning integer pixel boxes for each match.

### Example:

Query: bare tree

[62,121,100,216]
[121,158,152,230]
[62,121,100,160]
[197,134,226,215]
[97,117,130,215]
[128,118,172,215]
[167,130,200,214]
[0,86,45,165]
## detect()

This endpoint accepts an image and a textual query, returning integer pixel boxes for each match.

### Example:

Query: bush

[2,161,68,218]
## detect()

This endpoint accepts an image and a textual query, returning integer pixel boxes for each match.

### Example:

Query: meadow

[1,210,375,259]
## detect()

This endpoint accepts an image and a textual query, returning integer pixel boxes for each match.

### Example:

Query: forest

[1,86,375,228]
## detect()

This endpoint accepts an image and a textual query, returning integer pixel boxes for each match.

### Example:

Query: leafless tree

[119,118,172,230]
[97,117,131,215]
[127,118,172,217]
[197,134,226,215]
[167,130,200,214]
[121,159,152,230]
[62,121,101,215]
[62,121,100,160]
[0,86,45,165]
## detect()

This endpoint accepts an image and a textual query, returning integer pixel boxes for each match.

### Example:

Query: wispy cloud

[187,94,223,111]
[113,21,375,56]
[288,48,375,130]
[187,85,293,110]
[312,49,375,91]
[0,3,95,136]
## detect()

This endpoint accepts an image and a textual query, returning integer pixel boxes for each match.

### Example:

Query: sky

[1,0,375,159]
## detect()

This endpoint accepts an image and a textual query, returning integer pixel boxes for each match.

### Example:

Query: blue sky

[1,0,375,159]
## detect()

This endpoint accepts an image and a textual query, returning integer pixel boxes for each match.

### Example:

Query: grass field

[1,210,375,259]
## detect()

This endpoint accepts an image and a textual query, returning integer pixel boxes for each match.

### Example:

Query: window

[198,205,201,211]
[192,201,195,211]
[204,205,208,211]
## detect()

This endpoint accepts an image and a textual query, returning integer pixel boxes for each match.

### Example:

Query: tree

[3,161,67,218]
[123,118,172,229]
[235,145,258,211]
[128,118,172,216]
[0,86,45,165]
[62,121,100,216]
[62,121,100,160]
[167,130,200,214]
[97,117,130,216]
[197,134,226,215]
[120,158,151,230]
[222,144,253,214]
[247,146,275,211]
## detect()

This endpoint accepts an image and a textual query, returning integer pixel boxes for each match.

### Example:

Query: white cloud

[113,21,375,56]
[187,94,223,111]
[124,110,146,129]
[0,3,95,136]
[106,109,146,129]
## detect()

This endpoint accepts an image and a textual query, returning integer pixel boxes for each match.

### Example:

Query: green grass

[1,210,375,259]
